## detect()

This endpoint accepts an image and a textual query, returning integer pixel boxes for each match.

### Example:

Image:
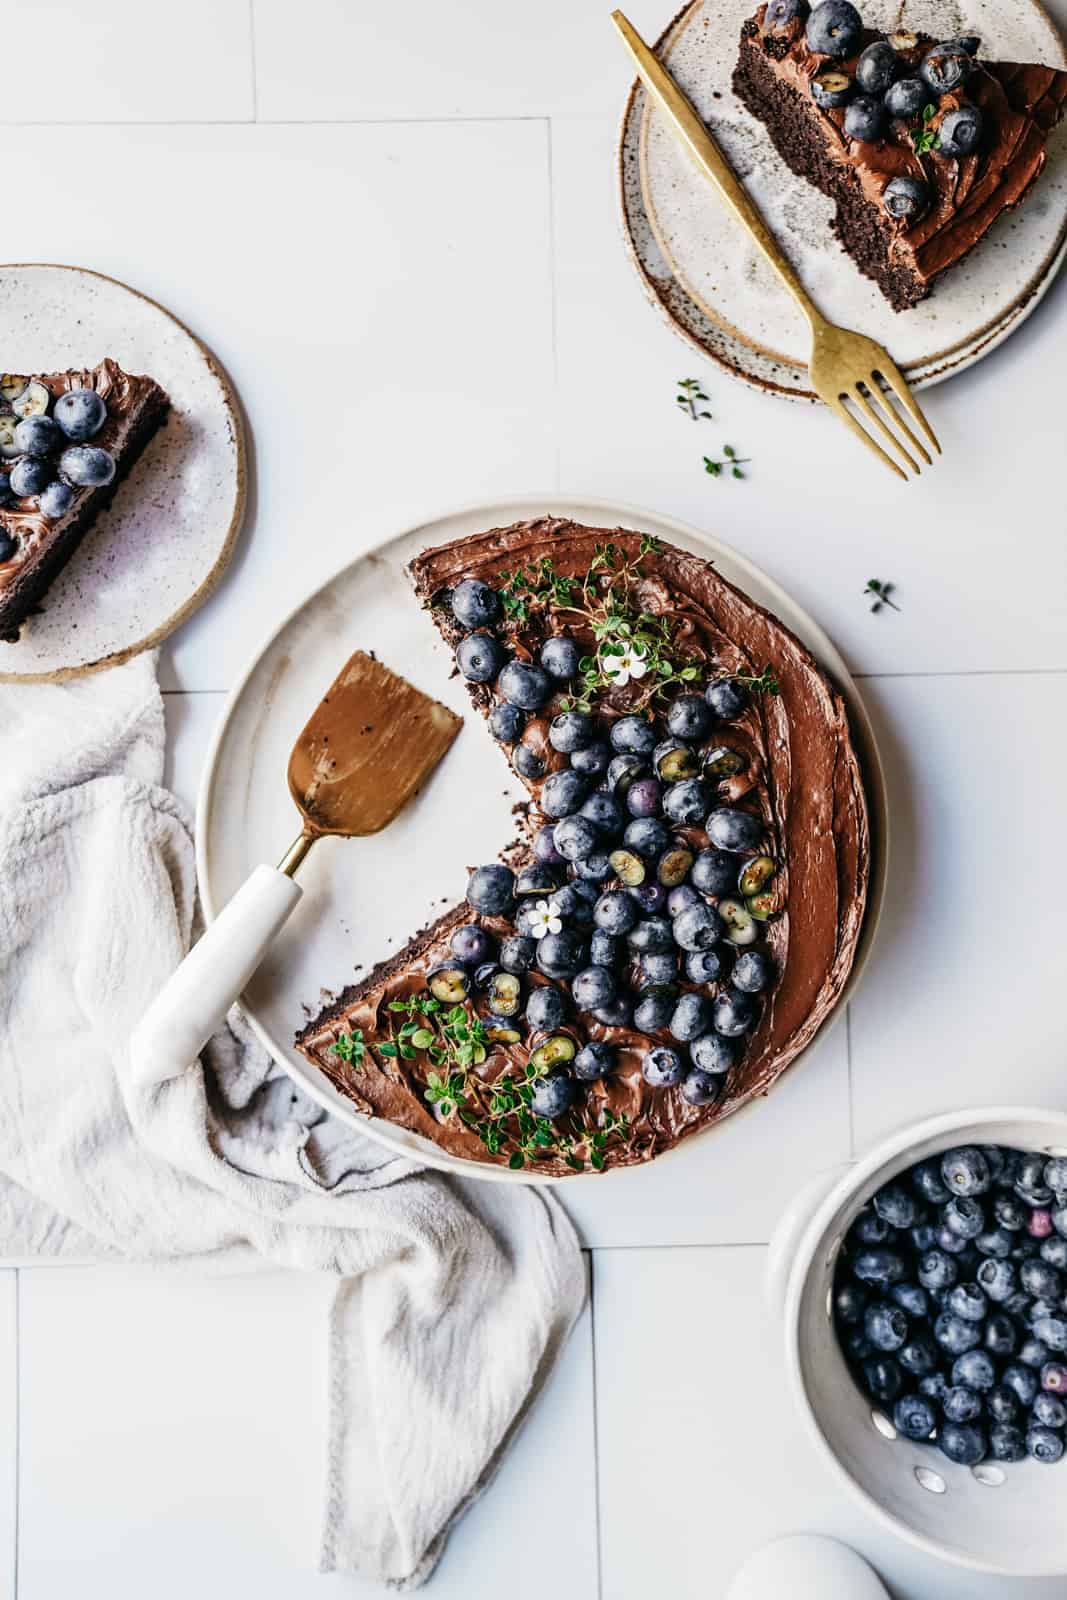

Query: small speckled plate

[0,263,246,680]
[198,495,888,1185]
[620,0,1067,399]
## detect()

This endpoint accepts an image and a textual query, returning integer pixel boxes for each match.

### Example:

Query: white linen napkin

[0,650,585,1589]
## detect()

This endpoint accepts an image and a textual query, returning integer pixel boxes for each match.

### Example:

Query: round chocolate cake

[296,518,870,1177]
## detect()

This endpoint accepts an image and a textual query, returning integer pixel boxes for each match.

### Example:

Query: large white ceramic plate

[198,496,888,1185]
[0,263,246,680]
[620,0,1067,399]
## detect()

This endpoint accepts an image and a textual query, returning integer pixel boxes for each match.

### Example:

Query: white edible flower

[602,644,649,688]
[529,899,562,939]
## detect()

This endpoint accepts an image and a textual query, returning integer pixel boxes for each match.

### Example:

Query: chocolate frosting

[296,519,870,1176]
[750,8,1067,287]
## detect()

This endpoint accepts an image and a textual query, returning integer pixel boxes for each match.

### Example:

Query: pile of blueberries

[835,1145,1067,1469]
[0,379,116,560]
[766,0,985,223]
[432,574,777,1126]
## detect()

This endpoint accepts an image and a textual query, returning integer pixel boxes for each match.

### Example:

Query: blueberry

[704,678,748,720]
[985,1384,1020,1426]
[1030,1208,1056,1240]
[891,1282,928,1319]
[679,1066,720,1107]
[919,1372,948,1407]
[862,1357,903,1405]
[53,387,107,442]
[1021,1259,1063,1301]
[705,808,762,852]
[942,1147,990,1198]
[666,693,713,741]
[994,1193,1027,1231]
[540,769,589,818]
[663,778,709,826]
[456,632,505,682]
[984,1312,1018,1358]
[882,175,929,223]
[1045,1159,1067,1196]
[451,924,497,966]
[537,930,587,979]
[516,862,563,898]
[898,1329,938,1377]
[939,1421,987,1466]
[765,0,808,27]
[873,1182,918,1231]
[547,710,592,753]
[858,40,899,94]
[893,1393,935,1441]
[912,1224,939,1254]
[581,792,625,837]
[654,740,701,783]
[642,1045,684,1087]
[713,988,758,1037]
[947,1282,988,1323]
[634,992,673,1033]
[593,996,633,1028]
[690,849,738,896]
[565,745,607,784]
[610,715,656,755]
[1034,1392,1067,1429]
[0,530,14,564]
[466,864,514,915]
[669,992,713,1043]
[1034,1317,1067,1352]
[512,744,546,782]
[9,457,51,498]
[804,0,862,58]
[1021,1339,1053,1369]
[37,479,75,521]
[853,1249,906,1289]
[673,901,725,953]
[574,1041,615,1082]
[552,815,598,863]
[920,40,972,95]
[529,1070,577,1120]
[589,930,621,968]
[884,76,927,119]
[956,34,980,55]
[594,890,639,935]
[937,1226,969,1256]
[934,1312,981,1356]
[667,884,701,918]
[628,916,674,954]
[844,93,887,142]
[835,1282,869,1324]
[572,965,617,1012]
[1016,1153,1053,1204]
[624,818,671,858]
[489,702,525,745]
[641,951,678,985]
[13,414,61,456]
[500,935,537,975]
[526,985,568,1032]
[977,1227,1013,1260]
[498,660,551,710]
[1042,1361,1067,1394]
[942,1384,982,1423]
[690,1031,739,1075]
[864,1302,907,1353]
[539,635,580,679]
[531,824,563,866]
[574,852,613,883]
[606,754,647,796]
[1028,1425,1065,1464]
[989,1423,1027,1462]
[549,884,594,926]
[724,950,770,998]
[851,1210,891,1246]
[938,103,984,159]
[1003,1363,1040,1406]
[811,69,853,108]
[625,777,663,818]
[60,446,117,489]
[628,882,668,914]
[954,1349,995,1391]
[685,947,730,985]
[943,1196,985,1240]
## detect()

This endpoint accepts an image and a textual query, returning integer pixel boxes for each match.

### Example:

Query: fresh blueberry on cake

[0,359,169,641]
[733,1,1067,310]
[295,519,869,1175]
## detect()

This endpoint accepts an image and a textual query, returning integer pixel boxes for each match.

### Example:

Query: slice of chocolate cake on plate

[734,1,1067,310]
[296,518,870,1178]
[0,358,169,641]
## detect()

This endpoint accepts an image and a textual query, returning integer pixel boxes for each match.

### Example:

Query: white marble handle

[130,864,303,1086]
[765,1163,853,1317]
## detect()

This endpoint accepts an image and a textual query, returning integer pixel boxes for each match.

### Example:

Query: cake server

[131,651,462,1079]
[611,10,941,481]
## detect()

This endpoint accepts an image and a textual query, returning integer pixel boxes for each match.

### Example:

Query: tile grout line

[845,1003,855,1161]
[0,114,550,128]
[247,0,259,122]
[587,1252,605,1600]
[544,117,562,494]
[853,667,1067,680]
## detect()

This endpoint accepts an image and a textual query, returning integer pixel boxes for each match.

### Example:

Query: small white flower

[529,899,562,939]
[602,644,649,688]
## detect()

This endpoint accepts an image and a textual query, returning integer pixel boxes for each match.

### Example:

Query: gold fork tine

[850,384,921,476]
[862,380,932,467]
[873,356,942,455]
[826,395,908,482]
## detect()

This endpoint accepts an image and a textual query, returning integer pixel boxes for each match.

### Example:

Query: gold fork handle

[612,9,823,331]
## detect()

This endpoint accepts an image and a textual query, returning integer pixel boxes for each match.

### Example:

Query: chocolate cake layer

[297,519,870,1178]
[734,8,1067,310]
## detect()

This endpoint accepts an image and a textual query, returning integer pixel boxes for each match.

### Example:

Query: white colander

[768,1107,1067,1578]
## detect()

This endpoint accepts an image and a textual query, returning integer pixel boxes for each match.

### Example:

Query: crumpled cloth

[0,650,585,1588]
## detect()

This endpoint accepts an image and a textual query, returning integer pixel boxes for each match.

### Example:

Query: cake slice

[296,519,870,1177]
[0,358,169,641]
[733,1,1067,310]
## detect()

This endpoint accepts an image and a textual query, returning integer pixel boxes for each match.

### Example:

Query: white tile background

[5,0,1067,1595]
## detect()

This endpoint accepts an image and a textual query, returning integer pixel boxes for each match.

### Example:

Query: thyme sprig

[864,578,900,614]
[330,1028,366,1067]
[704,446,750,481]
[676,377,712,422]
[911,103,940,155]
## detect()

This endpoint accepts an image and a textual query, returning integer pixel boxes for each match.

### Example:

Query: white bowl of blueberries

[771,1108,1067,1576]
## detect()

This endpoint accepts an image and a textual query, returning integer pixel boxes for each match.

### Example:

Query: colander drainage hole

[915,1466,946,1495]
[972,1465,1006,1488]
[871,1410,897,1440]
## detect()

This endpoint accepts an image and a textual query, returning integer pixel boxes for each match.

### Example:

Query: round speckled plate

[198,495,888,1185]
[620,0,1067,398]
[0,263,246,680]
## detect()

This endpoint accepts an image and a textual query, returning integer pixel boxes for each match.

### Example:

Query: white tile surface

[0,1274,15,1600]
[850,672,1067,1154]
[551,115,1067,679]
[0,0,254,122]
[594,1247,1067,1600]
[253,0,666,121]
[17,1266,597,1599]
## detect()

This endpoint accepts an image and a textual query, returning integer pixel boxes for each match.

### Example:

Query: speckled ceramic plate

[0,263,246,680]
[620,0,1067,399]
[197,495,888,1185]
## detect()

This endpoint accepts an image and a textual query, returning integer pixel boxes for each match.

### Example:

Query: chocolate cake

[296,518,870,1178]
[0,358,169,641]
[733,1,1067,310]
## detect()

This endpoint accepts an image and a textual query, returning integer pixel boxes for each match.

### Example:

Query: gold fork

[612,9,941,481]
